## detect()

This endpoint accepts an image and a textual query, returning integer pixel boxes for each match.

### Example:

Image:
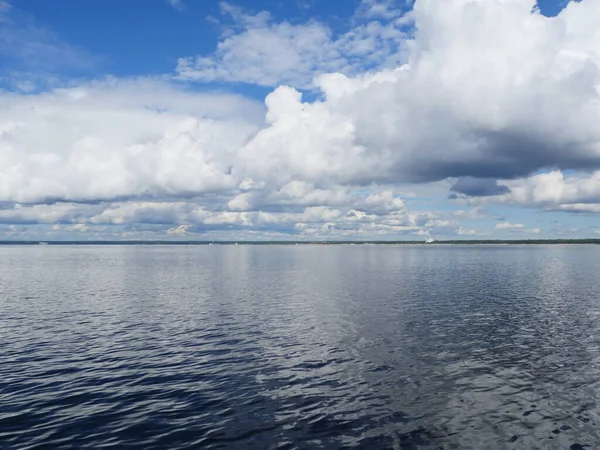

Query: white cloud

[363,190,406,213]
[301,206,342,223]
[457,227,476,236]
[0,203,81,224]
[225,0,600,198]
[167,0,185,12]
[495,222,525,231]
[6,0,600,239]
[176,3,409,88]
[0,78,263,204]
[63,223,88,232]
[265,182,353,208]
[167,224,189,234]
[355,0,407,20]
[220,0,600,195]
[473,169,600,215]
[0,191,451,240]
[507,171,600,206]
[492,222,540,235]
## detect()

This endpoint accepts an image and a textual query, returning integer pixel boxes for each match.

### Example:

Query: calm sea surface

[1,245,600,449]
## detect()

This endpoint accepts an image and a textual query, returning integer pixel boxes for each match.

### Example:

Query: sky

[1,0,600,241]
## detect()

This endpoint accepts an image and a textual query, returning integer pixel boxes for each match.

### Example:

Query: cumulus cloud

[472,169,600,215]
[506,171,600,206]
[5,0,600,239]
[186,0,600,196]
[0,76,432,237]
[0,78,263,204]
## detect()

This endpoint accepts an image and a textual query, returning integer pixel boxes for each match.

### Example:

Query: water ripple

[2,245,600,448]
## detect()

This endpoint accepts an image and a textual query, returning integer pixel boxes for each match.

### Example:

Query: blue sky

[1,0,600,241]
[8,1,386,77]
[2,0,570,85]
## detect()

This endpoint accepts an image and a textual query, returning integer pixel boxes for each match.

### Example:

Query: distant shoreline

[2,239,600,246]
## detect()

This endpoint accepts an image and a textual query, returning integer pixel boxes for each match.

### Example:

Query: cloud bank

[3,0,600,239]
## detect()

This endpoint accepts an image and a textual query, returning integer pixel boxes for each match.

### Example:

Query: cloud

[176,2,410,88]
[224,0,600,190]
[0,75,444,239]
[0,203,87,224]
[0,77,264,204]
[495,222,525,231]
[472,170,600,215]
[167,224,189,234]
[6,0,600,239]
[355,0,408,20]
[0,188,455,240]
[493,222,540,235]
[0,224,28,239]
[450,177,510,197]
[63,223,88,232]
[457,227,477,236]
[558,204,600,213]
[508,171,600,206]
[167,0,185,12]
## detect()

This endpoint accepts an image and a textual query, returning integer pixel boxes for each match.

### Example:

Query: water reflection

[1,245,600,449]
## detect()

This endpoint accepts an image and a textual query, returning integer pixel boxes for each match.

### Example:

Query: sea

[1,244,599,449]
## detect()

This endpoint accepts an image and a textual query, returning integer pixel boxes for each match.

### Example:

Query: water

[1,245,599,449]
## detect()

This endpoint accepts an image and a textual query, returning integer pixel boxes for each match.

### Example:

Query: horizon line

[2,239,600,245]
